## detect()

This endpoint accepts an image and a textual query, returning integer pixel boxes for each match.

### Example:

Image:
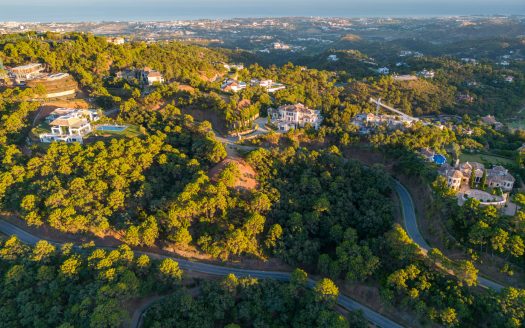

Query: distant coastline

[1,14,524,25]
[1,2,524,23]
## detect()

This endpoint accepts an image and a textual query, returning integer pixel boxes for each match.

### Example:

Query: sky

[0,0,524,22]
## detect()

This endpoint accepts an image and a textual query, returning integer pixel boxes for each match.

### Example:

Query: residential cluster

[438,160,515,206]
[39,108,100,144]
[267,103,323,132]
[351,112,414,134]
[116,67,165,86]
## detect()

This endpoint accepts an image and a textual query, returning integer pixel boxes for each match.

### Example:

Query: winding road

[0,178,505,327]
[393,180,504,291]
[0,218,403,328]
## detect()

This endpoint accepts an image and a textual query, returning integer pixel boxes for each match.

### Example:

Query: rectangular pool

[96,125,128,132]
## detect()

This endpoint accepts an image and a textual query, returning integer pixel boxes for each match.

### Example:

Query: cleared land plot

[209,158,258,191]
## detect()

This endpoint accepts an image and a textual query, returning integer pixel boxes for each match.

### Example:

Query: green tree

[314,278,339,303]
[158,258,183,284]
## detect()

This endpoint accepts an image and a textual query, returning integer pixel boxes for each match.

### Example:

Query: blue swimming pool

[96,125,128,132]
[433,154,447,165]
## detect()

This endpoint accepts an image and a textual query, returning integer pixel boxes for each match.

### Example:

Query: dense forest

[0,31,525,327]
[0,236,182,327]
[144,271,367,328]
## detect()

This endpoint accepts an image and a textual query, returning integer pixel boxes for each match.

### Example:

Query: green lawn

[460,153,515,167]
[506,118,525,130]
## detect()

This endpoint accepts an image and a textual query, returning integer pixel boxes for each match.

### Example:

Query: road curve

[0,219,403,328]
[393,180,504,291]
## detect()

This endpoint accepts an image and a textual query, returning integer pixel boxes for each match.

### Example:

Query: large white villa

[39,108,100,144]
[267,103,323,132]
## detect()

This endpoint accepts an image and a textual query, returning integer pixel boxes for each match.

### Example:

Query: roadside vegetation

[0,30,524,327]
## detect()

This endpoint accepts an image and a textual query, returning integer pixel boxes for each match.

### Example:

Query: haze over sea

[0,0,524,22]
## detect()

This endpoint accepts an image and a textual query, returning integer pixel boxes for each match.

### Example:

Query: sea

[0,1,524,22]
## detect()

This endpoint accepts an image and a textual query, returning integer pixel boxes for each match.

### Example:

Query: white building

[140,67,164,85]
[9,63,45,83]
[327,54,339,62]
[351,113,413,131]
[39,109,99,144]
[45,108,100,123]
[418,69,435,79]
[273,42,291,50]
[221,79,247,93]
[250,78,286,93]
[268,103,322,131]
[106,37,125,45]
[377,67,390,75]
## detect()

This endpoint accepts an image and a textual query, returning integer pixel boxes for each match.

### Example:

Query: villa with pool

[438,160,515,207]
[39,108,101,144]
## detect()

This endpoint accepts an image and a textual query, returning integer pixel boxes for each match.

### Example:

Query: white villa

[221,79,247,93]
[250,78,286,93]
[351,113,413,132]
[268,103,322,131]
[39,109,100,144]
[438,161,515,192]
[140,67,164,85]
[418,69,435,79]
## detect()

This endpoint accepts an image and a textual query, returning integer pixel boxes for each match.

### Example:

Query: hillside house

[106,36,125,45]
[438,161,515,192]
[418,69,435,78]
[221,79,247,93]
[268,103,322,131]
[45,108,100,123]
[351,113,413,131]
[26,73,77,99]
[39,109,99,144]
[140,67,164,85]
[10,63,45,83]
[250,79,286,93]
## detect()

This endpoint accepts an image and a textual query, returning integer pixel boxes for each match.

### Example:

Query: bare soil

[208,157,258,191]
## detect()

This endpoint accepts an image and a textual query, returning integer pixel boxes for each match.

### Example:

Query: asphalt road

[0,219,403,328]
[0,178,506,327]
[393,180,504,291]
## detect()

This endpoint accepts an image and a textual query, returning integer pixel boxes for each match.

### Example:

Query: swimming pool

[96,125,128,132]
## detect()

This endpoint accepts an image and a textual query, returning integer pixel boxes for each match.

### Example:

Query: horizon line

[1,14,524,25]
